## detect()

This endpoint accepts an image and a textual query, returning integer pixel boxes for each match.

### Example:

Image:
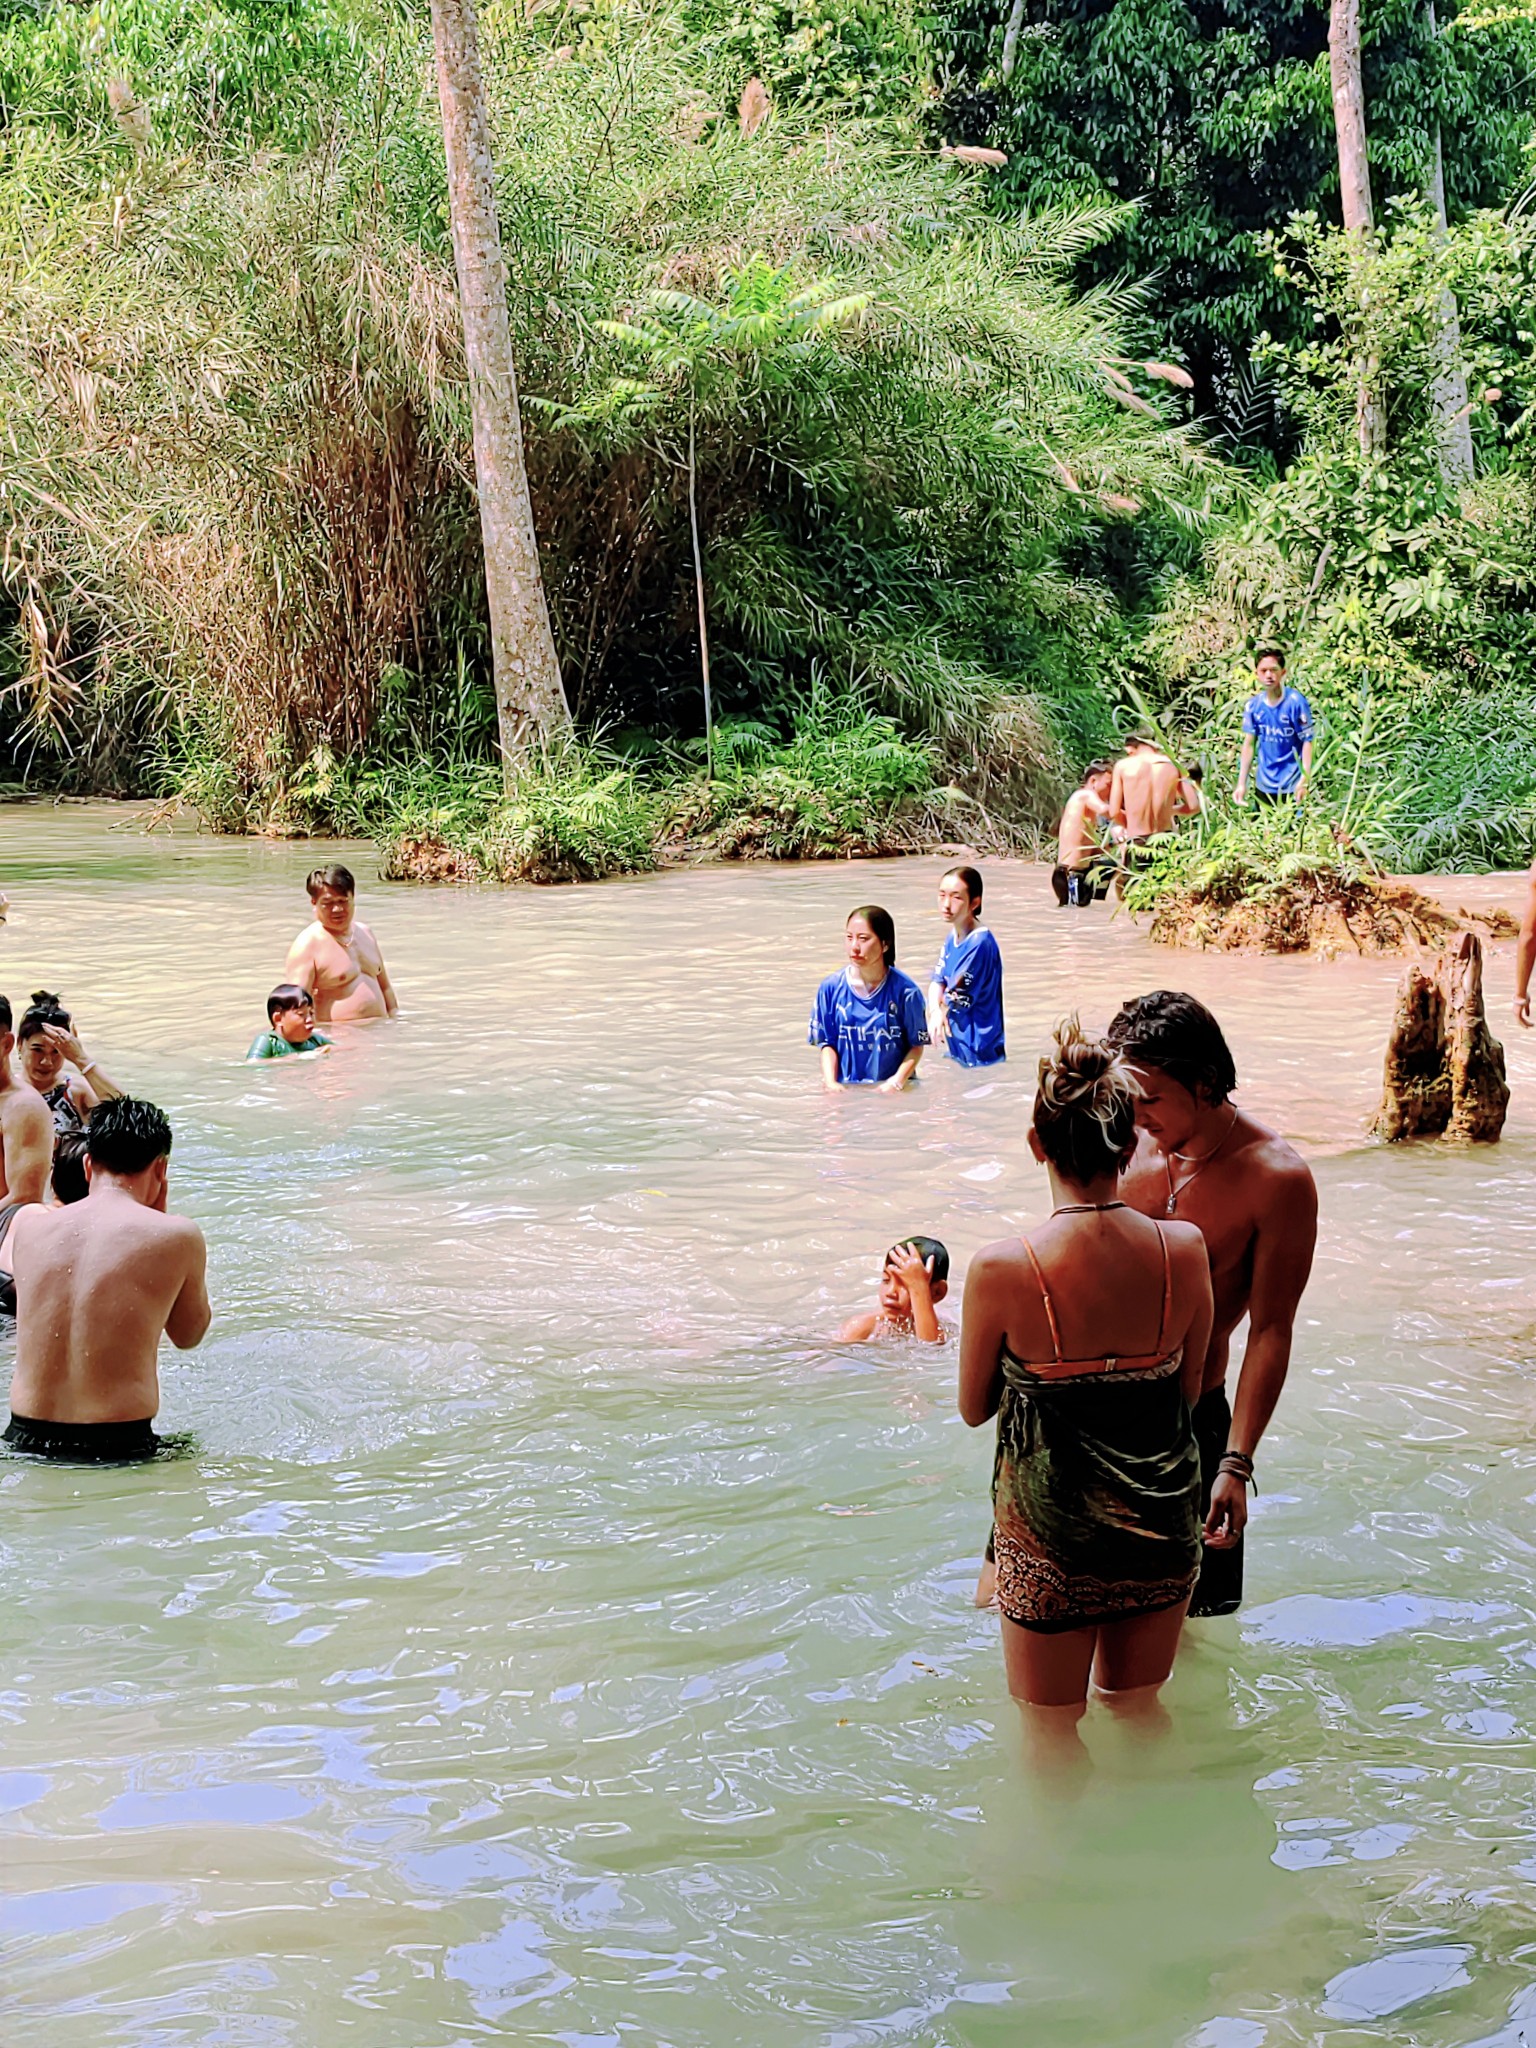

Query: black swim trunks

[2,1415,192,1463]
[1189,1386,1244,1616]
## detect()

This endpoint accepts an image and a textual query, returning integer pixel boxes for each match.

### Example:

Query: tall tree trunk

[686,407,715,781]
[430,0,571,768]
[1425,3,1474,488]
[1328,0,1385,456]
[1000,0,1028,80]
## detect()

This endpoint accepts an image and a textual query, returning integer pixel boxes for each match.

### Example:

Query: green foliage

[0,0,368,153]
[673,703,953,856]
[1119,799,1377,918]
[931,0,1536,455]
[687,0,929,116]
[0,0,1213,839]
[1146,200,1536,872]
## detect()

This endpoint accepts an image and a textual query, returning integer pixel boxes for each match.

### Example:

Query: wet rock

[1371,932,1509,1143]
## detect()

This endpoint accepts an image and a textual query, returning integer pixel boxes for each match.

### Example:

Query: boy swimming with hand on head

[836,1238,950,1343]
[246,986,332,1063]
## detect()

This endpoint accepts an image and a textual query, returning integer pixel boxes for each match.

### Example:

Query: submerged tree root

[1148,871,1518,956]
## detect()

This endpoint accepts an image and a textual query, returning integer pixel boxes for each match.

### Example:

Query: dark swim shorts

[3,1415,193,1463]
[1188,1387,1244,1617]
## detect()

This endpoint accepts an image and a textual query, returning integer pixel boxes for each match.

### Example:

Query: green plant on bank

[1145,199,1536,873]
[1118,799,1380,920]
[667,703,952,857]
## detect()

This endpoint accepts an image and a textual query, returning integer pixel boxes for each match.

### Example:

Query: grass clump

[667,709,959,858]
[1120,804,1514,955]
[378,747,657,885]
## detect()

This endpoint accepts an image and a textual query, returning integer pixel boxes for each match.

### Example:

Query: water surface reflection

[4,805,1536,2045]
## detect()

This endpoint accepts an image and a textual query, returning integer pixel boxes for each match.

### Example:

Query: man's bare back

[1111,745,1189,840]
[6,1101,209,1446]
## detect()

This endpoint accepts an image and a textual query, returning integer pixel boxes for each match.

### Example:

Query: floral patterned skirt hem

[992,1521,1198,1636]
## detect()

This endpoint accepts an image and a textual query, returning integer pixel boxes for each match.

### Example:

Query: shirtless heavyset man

[4,1097,210,1463]
[1110,736,1198,846]
[285,864,398,1024]
[0,994,53,1206]
[1107,991,1317,1615]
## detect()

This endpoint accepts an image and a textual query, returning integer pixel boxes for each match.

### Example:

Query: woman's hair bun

[1033,1016,1140,1180]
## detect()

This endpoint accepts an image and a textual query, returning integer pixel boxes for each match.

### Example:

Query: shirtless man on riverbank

[1108,989,1316,1615]
[1051,761,1114,906]
[0,995,53,1206]
[284,864,398,1023]
[1110,737,1197,847]
[4,1098,209,1462]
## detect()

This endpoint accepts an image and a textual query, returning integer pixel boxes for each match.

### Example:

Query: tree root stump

[1371,932,1509,1142]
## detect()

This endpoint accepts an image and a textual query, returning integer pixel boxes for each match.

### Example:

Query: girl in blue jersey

[809,906,930,1089]
[929,865,1005,1067]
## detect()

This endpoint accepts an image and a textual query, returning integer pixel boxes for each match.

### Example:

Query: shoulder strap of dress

[1019,1238,1064,1364]
[1153,1220,1173,1353]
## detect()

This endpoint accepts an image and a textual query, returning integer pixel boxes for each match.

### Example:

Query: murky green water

[4,803,1536,2047]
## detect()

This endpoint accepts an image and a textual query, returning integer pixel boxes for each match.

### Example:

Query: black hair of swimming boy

[17,990,70,1043]
[849,904,897,968]
[306,863,355,899]
[0,995,11,1035]
[888,1236,950,1284]
[87,1097,172,1176]
[1106,989,1237,1106]
[52,1132,89,1205]
[267,984,314,1023]
[941,865,983,909]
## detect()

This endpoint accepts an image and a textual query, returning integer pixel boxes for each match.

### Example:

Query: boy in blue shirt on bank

[928,865,1005,1067]
[1235,648,1313,804]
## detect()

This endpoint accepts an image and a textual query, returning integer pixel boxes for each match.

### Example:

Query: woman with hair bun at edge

[958,1019,1219,1767]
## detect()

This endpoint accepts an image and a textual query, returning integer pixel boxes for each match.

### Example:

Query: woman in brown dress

[959,1020,1214,1736]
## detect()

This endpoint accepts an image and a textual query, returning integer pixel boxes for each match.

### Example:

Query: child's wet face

[18,1034,64,1088]
[845,917,885,975]
[277,1003,316,1043]
[879,1260,912,1317]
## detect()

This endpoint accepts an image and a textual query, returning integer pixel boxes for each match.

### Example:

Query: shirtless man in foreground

[1108,990,1316,1615]
[1110,736,1198,847]
[284,864,398,1023]
[0,994,54,1206]
[4,1097,210,1462]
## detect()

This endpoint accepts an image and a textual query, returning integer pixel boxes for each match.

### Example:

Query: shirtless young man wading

[1107,991,1316,1615]
[285,864,398,1024]
[1110,737,1198,849]
[4,1097,210,1462]
[1052,762,1114,907]
[0,995,54,1207]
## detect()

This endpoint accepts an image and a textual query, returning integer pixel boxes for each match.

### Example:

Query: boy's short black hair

[87,1097,173,1176]
[1085,760,1113,781]
[306,863,355,899]
[888,1235,950,1284]
[0,995,11,1036]
[52,1131,89,1205]
[1256,647,1287,667]
[1106,990,1237,1104]
[267,983,313,1022]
